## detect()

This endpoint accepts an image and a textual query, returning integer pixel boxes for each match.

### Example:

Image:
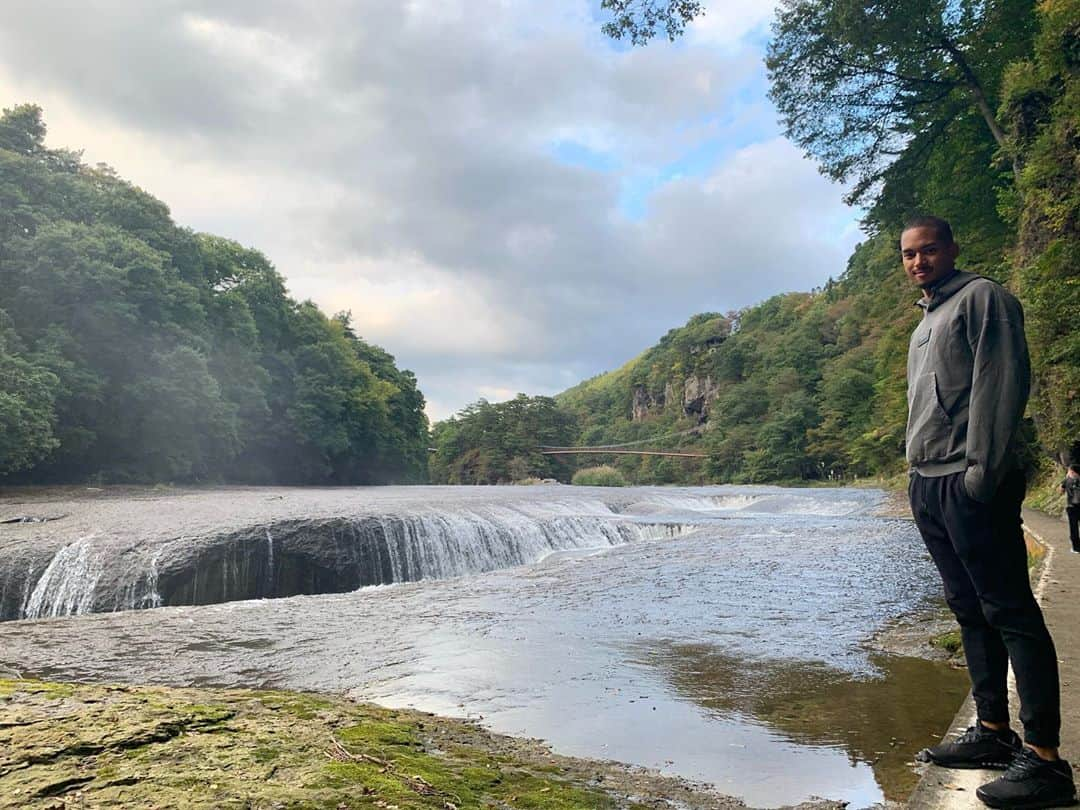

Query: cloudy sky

[0,0,862,420]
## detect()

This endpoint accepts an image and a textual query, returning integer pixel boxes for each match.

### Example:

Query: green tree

[766,0,1035,204]
[0,323,59,475]
[599,0,703,44]
[807,358,876,477]
[1000,0,1080,463]
[0,104,429,485]
[430,396,578,485]
[123,346,239,481]
[0,103,47,156]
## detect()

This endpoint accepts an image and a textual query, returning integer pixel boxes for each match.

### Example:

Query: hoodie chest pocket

[912,316,972,414]
[910,372,950,421]
[908,372,954,456]
[933,319,974,413]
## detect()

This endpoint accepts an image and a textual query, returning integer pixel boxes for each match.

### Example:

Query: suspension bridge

[537,427,708,458]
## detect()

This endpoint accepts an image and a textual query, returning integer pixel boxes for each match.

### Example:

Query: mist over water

[0,485,965,807]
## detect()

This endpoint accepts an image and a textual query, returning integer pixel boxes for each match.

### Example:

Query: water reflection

[633,642,969,800]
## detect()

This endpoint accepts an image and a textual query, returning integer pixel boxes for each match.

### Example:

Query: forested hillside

[435,0,1078,486]
[553,237,926,484]
[0,105,429,485]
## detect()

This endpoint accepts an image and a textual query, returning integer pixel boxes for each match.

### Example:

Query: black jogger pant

[910,468,1061,748]
[1067,505,1080,551]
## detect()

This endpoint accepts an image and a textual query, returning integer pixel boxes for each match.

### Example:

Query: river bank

[0,484,963,807]
[0,678,847,810]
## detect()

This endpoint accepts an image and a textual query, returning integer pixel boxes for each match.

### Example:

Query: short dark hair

[1070,464,1080,475]
[902,216,954,245]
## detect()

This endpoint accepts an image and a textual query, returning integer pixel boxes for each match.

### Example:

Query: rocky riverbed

[0,678,848,810]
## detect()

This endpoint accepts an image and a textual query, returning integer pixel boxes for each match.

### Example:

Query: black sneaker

[976,748,1077,809]
[916,724,1023,769]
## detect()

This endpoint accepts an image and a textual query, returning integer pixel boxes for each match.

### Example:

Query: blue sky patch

[548,139,621,172]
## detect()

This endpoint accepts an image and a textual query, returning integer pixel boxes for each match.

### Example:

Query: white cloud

[0,0,858,421]
[687,0,779,47]
[296,256,535,360]
[182,13,317,86]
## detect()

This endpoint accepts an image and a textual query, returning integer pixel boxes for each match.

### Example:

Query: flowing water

[0,485,966,807]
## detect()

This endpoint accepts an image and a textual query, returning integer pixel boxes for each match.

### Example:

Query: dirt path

[906,508,1079,808]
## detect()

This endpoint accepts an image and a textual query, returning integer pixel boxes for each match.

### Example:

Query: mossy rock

[929,629,962,656]
[0,679,759,810]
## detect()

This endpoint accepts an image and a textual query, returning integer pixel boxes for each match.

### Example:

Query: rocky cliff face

[683,375,722,420]
[630,376,721,423]
[631,385,662,421]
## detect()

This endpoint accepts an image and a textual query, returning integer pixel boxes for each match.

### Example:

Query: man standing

[902,216,1076,808]
[1061,465,1080,553]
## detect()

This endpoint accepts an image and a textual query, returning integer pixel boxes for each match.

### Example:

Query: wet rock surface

[0,679,848,810]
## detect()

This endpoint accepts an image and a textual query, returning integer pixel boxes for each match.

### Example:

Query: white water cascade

[9,503,692,621]
[364,508,687,584]
[22,535,104,619]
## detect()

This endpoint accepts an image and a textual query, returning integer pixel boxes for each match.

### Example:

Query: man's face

[900,226,959,290]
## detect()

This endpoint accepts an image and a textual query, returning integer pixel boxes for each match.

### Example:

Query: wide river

[0,485,966,807]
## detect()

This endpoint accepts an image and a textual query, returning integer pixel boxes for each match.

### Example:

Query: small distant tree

[508,456,532,482]
[429,395,579,484]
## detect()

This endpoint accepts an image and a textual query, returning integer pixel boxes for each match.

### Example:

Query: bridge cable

[538,426,704,452]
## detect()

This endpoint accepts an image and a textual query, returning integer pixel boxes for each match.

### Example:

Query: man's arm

[963,284,1031,502]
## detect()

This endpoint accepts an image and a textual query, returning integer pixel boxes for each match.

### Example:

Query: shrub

[571,465,628,487]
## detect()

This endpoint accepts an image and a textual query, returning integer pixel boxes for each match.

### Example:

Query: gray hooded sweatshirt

[906,270,1030,502]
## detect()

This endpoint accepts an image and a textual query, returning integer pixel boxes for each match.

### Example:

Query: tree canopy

[599,0,704,44]
[0,104,429,484]
[1000,0,1080,463]
[429,395,579,485]
[766,0,1036,206]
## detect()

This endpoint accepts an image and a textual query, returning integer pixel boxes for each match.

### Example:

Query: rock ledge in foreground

[0,679,848,810]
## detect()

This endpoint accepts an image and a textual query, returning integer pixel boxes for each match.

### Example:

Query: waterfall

[0,485,885,623]
[5,507,690,621]
[143,547,163,609]
[367,510,686,583]
[113,547,165,612]
[265,530,275,594]
[23,535,104,619]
